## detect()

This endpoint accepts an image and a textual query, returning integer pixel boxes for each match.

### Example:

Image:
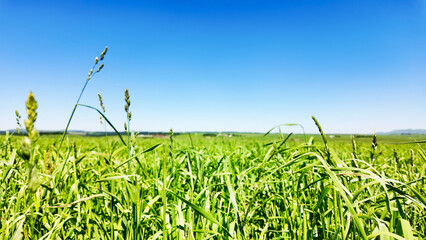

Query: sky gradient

[0,0,425,134]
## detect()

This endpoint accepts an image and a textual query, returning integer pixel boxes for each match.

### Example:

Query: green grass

[1,49,425,239]
[1,132,425,239]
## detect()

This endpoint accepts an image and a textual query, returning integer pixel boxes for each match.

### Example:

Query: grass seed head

[124,89,131,121]
[100,46,108,60]
[15,110,21,119]
[372,134,378,150]
[97,63,104,72]
[15,110,22,128]
[124,89,130,107]
[25,91,39,142]
[98,93,105,112]
[98,93,105,124]
[95,56,99,64]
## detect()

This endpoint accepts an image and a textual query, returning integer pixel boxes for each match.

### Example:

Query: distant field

[1,132,425,239]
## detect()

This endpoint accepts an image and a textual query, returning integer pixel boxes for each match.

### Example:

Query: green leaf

[399,219,414,240]
[168,190,232,237]
[77,104,127,146]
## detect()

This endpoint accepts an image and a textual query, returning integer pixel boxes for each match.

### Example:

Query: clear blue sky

[0,0,425,133]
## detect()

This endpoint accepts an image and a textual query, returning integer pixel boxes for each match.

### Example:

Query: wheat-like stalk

[124,89,131,122]
[98,93,106,124]
[15,110,22,133]
[58,46,108,151]
[24,91,38,142]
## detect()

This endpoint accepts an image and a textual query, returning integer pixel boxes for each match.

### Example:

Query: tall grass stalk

[57,47,108,152]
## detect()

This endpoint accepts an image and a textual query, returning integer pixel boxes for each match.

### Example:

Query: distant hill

[377,129,426,135]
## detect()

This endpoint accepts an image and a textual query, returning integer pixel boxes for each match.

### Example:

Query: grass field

[1,131,425,239]
[1,49,425,239]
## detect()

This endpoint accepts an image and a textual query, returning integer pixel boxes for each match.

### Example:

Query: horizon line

[1,129,426,135]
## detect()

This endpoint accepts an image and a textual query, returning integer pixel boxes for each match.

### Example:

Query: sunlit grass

[1,132,425,239]
[0,49,424,239]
